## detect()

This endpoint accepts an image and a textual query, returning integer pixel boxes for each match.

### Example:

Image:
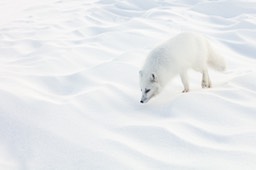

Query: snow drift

[0,0,256,170]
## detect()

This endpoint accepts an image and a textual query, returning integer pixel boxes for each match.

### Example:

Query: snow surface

[0,0,256,169]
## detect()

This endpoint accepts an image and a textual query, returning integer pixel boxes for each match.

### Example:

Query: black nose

[140,100,144,103]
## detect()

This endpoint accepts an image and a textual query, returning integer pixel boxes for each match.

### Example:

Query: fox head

[139,71,160,103]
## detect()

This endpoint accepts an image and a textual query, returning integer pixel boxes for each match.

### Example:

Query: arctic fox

[139,32,226,103]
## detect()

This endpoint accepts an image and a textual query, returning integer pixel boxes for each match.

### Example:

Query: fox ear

[151,73,157,82]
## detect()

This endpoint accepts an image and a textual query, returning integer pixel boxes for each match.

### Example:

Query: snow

[0,0,256,169]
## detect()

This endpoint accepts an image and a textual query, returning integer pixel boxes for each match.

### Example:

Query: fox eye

[145,89,151,93]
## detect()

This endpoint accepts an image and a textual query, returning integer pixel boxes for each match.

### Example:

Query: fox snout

[140,99,147,103]
[140,99,147,104]
[140,95,146,103]
[140,95,150,104]
[140,98,146,103]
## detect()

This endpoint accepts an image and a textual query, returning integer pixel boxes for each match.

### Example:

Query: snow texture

[0,0,256,170]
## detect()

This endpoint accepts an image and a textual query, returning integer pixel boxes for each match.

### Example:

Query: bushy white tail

[207,43,226,71]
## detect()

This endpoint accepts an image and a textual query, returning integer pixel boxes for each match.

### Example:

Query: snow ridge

[0,0,256,170]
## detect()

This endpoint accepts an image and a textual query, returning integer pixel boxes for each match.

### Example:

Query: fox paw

[182,89,189,93]
[201,80,211,88]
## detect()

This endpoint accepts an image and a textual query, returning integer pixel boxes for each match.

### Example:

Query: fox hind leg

[201,69,211,88]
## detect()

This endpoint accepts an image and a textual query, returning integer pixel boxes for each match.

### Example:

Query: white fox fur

[139,32,226,103]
